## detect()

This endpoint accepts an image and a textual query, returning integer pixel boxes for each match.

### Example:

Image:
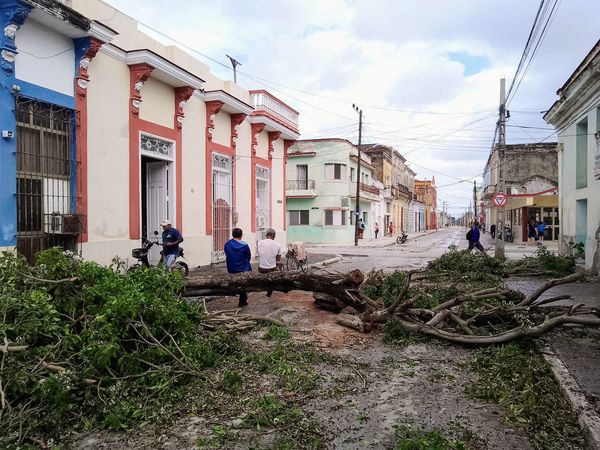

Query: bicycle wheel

[286,257,300,271]
[396,236,401,244]
[172,261,189,277]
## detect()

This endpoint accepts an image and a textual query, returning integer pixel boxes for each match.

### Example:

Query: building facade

[285,139,379,243]
[544,39,600,272]
[0,0,299,267]
[482,143,558,243]
[414,178,437,230]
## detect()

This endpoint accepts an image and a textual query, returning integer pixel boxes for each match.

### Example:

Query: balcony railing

[360,182,380,195]
[250,90,299,132]
[286,179,315,190]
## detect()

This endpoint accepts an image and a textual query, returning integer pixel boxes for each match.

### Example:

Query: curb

[309,255,343,268]
[542,345,600,450]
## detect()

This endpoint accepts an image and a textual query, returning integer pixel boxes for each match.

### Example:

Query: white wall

[15,19,74,96]
[139,77,174,129]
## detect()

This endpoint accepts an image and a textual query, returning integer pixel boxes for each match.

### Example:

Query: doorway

[141,156,171,264]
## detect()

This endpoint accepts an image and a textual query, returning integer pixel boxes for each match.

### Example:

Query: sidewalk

[480,233,559,260]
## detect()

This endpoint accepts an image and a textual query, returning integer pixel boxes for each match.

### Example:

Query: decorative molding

[127,49,204,89]
[268,131,281,159]
[75,38,103,99]
[129,63,154,117]
[230,113,246,149]
[205,100,224,142]
[204,90,253,115]
[1,4,30,76]
[174,86,195,130]
[89,20,117,43]
[251,123,266,155]
[283,139,295,161]
[248,114,300,141]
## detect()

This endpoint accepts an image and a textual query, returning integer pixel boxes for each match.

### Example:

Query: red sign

[492,192,508,207]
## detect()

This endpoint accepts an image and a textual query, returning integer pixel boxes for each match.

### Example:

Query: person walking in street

[358,218,366,239]
[224,228,252,307]
[160,220,183,271]
[257,228,281,298]
[388,222,394,236]
[490,223,496,239]
[374,222,379,239]
[528,220,536,246]
[466,221,485,253]
[536,221,546,244]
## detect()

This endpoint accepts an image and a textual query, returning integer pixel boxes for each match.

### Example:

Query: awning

[505,194,558,210]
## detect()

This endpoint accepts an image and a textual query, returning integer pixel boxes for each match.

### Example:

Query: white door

[147,161,168,264]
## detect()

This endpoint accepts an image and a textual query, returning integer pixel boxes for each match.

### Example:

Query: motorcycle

[496,227,513,243]
[396,232,408,244]
[128,231,189,276]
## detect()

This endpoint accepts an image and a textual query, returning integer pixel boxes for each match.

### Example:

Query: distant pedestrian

[490,224,496,239]
[536,221,546,243]
[528,220,536,246]
[374,222,379,239]
[388,222,394,236]
[257,228,281,298]
[224,228,252,307]
[160,219,183,271]
[466,221,485,253]
[358,218,366,239]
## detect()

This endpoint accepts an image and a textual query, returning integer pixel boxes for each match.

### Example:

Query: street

[307,226,553,273]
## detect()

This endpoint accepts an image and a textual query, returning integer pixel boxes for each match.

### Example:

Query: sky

[104,0,599,216]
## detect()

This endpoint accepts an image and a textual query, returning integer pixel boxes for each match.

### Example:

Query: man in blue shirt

[467,221,485,253]
[224,228,252,306]
[161,220,183,271]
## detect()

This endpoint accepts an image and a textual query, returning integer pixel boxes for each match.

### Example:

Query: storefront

[503,190,559,243]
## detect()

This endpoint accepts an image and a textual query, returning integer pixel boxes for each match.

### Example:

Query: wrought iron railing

[286,179,315,190]
[250,90,299,131]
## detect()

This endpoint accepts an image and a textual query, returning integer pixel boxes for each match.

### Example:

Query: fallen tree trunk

[184,269,370,311]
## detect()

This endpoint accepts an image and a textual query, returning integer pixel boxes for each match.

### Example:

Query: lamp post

[352,104,363,247]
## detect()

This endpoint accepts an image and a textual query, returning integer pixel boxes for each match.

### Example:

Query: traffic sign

[492,192,508,207]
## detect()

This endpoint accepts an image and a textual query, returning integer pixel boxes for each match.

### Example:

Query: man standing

[257,228,281,298]
[224,228,252,307]
[466,221,485,253]
[160,220,183,271]
[358,218,366,239]
[374,222,379,239]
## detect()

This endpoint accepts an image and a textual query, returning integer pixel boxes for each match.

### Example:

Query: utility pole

[353,104,363,247]
[226,54,241,83]
[473,180,477,221]
[495,78,507,258]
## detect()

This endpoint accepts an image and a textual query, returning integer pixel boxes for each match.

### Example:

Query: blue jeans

[164,253,177,271]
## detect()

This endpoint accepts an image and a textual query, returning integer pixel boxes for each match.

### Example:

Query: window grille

[256,165,270,240]
[212,153,233,263]
[140,134,174,160]
[15,98,80,262]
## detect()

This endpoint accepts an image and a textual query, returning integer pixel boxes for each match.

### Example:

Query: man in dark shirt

[224,228,252,306]
[161,220,183,271]
[467,221,485,253]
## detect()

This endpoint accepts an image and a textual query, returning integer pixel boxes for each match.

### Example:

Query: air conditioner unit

[341,197,349,207]
[45,214,79,234]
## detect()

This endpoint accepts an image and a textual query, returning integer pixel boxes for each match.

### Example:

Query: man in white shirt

[257,228,281,297]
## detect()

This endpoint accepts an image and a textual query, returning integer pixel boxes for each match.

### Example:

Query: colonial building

[544,39,600,272]
[0,0,299,266]
[414,178,437,230]
[361,144,417,234]
[285,139,379,243]
[482,143,558,243]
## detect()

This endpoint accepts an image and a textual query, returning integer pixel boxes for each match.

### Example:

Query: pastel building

[0,0,299,266]
[285,139,379,243]
[414,178,437,230]
[545,39,600,272]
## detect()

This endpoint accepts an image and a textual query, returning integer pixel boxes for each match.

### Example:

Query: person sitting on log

[257,228,281,298]
[224,228,252,307]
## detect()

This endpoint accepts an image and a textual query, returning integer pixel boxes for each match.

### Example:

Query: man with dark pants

[224,228,252,306]
[160,219,183,271]
[257,228,281,298]
[466,221,485,253]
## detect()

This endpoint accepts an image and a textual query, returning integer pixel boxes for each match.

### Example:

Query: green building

[286,139,381,244]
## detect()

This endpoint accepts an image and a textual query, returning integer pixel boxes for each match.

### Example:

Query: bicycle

[284,243,309,272]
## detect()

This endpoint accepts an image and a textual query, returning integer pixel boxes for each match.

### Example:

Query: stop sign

[492,192,508,207]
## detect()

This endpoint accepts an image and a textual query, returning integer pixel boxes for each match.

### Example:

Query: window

[350,167,355,181]
[296,165,308,190]
[289,210,309,225]
[576,118,588,189]
[506,186,512,195]
[325,163,346,180]
[325,209,346,226]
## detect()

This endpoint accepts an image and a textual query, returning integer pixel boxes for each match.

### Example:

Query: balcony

[350,182,381,202]
[250,90,299,133]
[286,179,316,198]
[360,182,380,195]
